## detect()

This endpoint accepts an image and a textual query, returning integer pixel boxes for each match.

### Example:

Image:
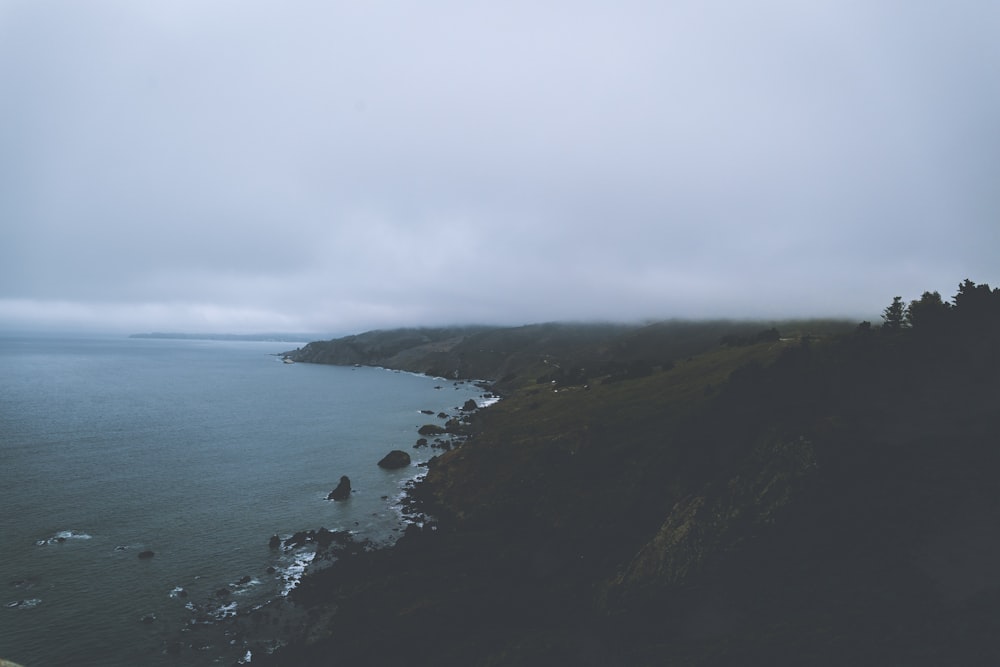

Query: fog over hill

[250,280,1000,665]
[282,319,856,391]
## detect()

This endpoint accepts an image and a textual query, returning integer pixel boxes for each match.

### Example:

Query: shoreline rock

[377,450,411,469]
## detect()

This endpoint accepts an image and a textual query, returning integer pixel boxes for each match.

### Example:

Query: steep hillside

[260,281,1000,665]
[285,319,851,392]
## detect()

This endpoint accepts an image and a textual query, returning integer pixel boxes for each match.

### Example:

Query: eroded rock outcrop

[377,450,411,469]
[327,475,352,501]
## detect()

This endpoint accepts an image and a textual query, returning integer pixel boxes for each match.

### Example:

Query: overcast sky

[2,1,998,335]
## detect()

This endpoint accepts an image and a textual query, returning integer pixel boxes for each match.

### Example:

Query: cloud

[2,1,998,333]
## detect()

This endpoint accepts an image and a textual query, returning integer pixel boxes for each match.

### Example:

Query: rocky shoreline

[153,474,462,664]
[181,374,502,666]
[153,528,377,665]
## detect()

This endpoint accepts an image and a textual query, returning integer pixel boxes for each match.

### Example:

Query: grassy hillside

[285,319,852,392]
[259,282,1000,665]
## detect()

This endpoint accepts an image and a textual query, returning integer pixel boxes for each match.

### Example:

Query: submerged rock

[315,528,353,550]
[137,550,155,559]
[5,599,41,610]
[377,450,411,469]
[327,475,352,501]
[285,531,312,548]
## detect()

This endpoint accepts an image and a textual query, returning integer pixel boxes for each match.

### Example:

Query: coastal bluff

[282,321,811,391]
[261,283,1000,666]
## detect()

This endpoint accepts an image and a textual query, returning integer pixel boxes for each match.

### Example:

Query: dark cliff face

[263,288,1000,665]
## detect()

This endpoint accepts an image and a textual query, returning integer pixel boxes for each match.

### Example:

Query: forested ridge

[263,280,1000,666]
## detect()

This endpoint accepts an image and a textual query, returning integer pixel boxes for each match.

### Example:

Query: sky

[2,1,998,335]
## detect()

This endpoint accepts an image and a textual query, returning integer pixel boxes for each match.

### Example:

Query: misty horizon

[3,2,998,335]
[4,313,871,340]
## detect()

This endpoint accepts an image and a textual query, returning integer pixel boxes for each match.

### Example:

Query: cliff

[259,282,1000,665]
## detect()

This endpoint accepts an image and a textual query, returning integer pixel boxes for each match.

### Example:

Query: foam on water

[478,395,502,408]
[211,601,239,620]
[35,529,92,546]
[279,550,316,596]
[5,598,42,609]
[232,577,262,593]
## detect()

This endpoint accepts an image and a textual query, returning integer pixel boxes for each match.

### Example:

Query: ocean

[0,333,488,666]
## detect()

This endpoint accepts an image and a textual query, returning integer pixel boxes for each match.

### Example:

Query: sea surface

[0,333,488,666]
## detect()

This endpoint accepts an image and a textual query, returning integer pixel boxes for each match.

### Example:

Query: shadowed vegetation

[260,281,1000,666]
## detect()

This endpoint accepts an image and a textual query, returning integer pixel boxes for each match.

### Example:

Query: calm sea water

[0,333,487,666]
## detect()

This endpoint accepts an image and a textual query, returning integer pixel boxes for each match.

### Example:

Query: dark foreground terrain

[262,281,1000,666]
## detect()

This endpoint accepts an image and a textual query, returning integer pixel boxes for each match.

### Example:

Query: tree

[881,296,907,332]
[906,291,950,331]
[953,279,999,322]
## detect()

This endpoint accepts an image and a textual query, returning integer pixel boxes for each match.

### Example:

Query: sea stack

[327,475,352,500]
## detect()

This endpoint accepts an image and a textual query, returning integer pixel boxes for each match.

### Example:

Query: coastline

[239,306,1000,665]
[222,365,501,665]
[3,338,499,667]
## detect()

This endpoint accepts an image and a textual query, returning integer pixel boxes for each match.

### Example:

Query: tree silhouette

[952,279,1000,329]
[881,296,907,332]
[906,291,950,332]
